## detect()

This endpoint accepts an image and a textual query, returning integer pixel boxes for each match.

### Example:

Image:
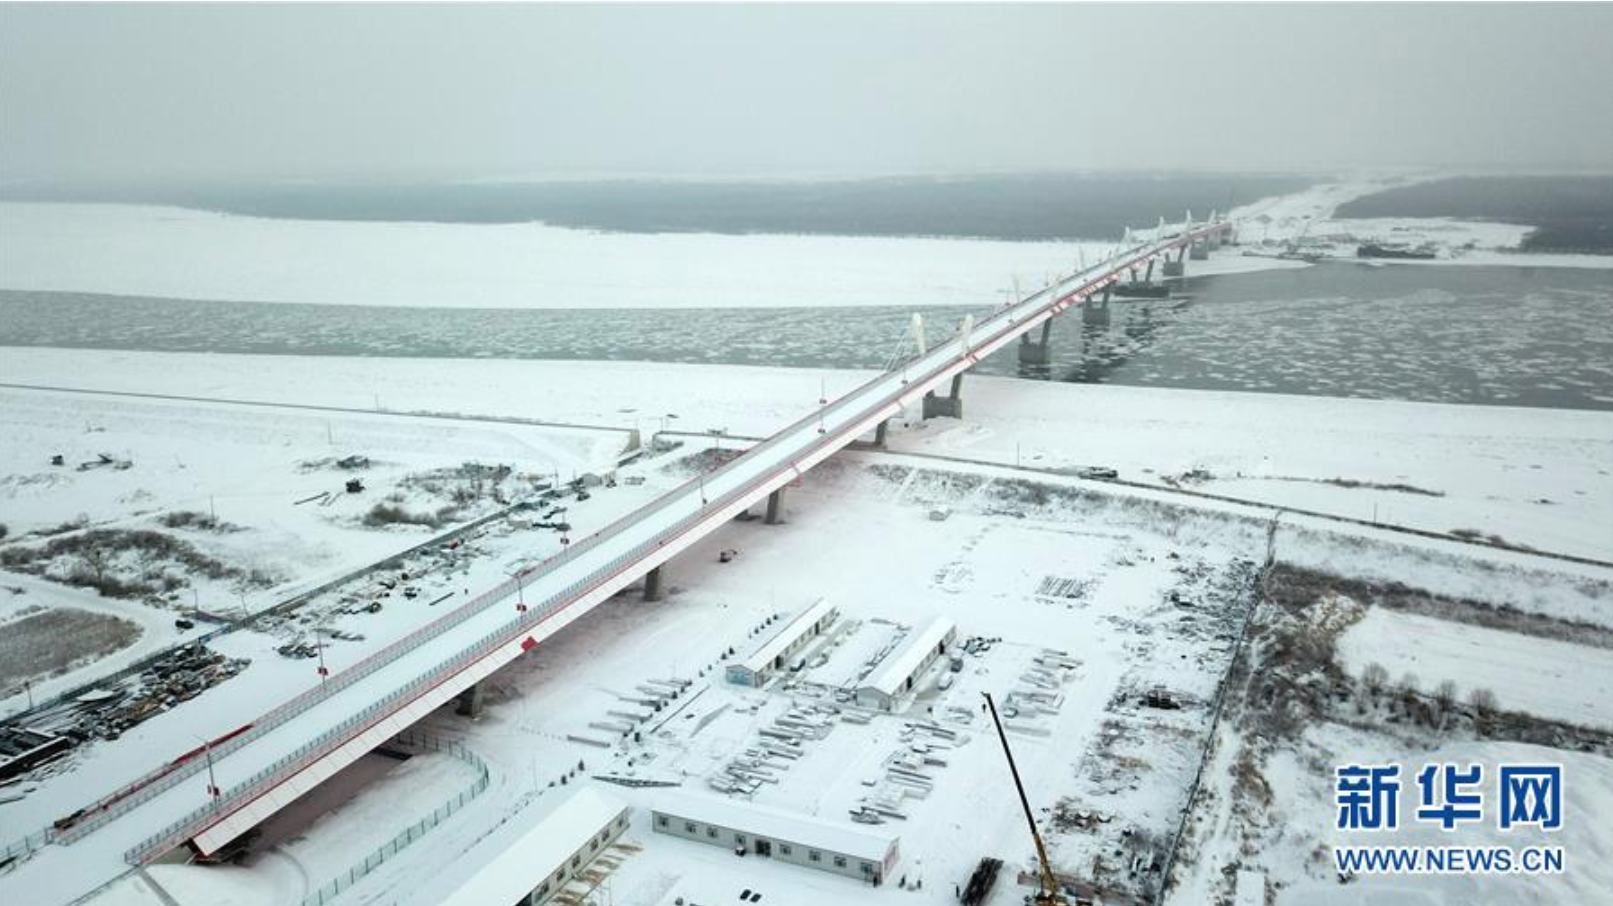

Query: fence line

[0,826,51,867]
[298,730,489,906]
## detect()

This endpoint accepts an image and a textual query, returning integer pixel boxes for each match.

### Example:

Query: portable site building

[725,598,838,687]
[419,786,629,906]
[855,616,957,711]
[651,791,899,884]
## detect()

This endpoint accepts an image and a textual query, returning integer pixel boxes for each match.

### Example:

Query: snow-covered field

[7,347,1611,563]
[1337,607,1613,730]
[2,348,1610,906]
[1168,540,1613,906]
[70,445,1260,906]
[1181,726,1613,906]
[0,384,633,720]
[1227,173,1613,270]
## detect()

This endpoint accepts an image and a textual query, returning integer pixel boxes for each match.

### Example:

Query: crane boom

[983,692,1062,905]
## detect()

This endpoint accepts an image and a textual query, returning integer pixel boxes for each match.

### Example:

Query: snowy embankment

[6,346,1610,568]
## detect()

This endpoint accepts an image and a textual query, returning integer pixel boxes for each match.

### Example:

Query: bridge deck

[3,222,1230,905]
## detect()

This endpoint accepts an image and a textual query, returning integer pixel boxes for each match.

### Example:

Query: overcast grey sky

[2,2,1611,183]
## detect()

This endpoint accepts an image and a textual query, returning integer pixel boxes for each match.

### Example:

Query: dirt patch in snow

[0,607,141,694]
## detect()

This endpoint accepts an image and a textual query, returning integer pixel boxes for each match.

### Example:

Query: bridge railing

[54,568,528,844]
[105,224,1228,864]
[0,826,51,868]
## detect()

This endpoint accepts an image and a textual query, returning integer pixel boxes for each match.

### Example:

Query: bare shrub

[1432,679,1458,727]
[1362,662,1389,697]
[364,503,459,529]
[35,515,89,537]
[157,510,240,532]
[1434,679,1458,710]
[0,529,266,598]
[1468,687,1498,721]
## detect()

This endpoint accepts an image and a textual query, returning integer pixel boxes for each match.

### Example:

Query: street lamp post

[508,566,528,613]
[193,734,221,806]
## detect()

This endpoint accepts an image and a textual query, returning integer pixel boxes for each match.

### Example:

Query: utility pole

[983,693,1063,905]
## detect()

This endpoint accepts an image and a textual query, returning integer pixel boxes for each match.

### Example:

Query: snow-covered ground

[54,441,1610,906]
[1226,173,1613,270]
[0,383,636,722]
[1337,607,1613,730]
[1180,726,1613,906]
[7,347,1611,564]
[1168,540,1613,906]
[3,347,1609,906]
[69,445,1259,906]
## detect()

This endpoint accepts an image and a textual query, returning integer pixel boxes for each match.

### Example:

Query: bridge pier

[643,565,666,601]
[923,373,964,419]
[1017,320,1053,366]
[455,681,485,719]
[765,488,787,525]
[1083,285,1112,327]
[1189,239,1210,261]
[1162,247,1187,278]
[848,418,891,451]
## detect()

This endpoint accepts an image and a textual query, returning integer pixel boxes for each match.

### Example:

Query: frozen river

[4,263,1612,410]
